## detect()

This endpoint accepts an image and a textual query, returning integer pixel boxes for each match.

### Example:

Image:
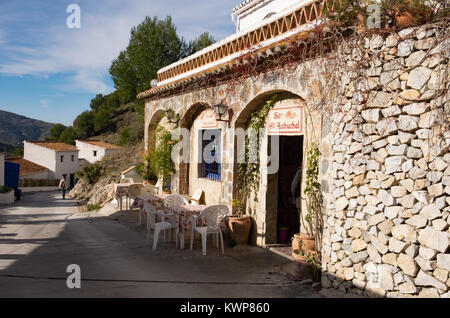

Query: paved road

[0,192,322,298]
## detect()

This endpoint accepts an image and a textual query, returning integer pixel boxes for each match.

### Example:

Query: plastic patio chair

[190,205,229,256]
[163,194,189,247]
[187,189,204,205]
[126,184,142,210]
[143,201,176,250]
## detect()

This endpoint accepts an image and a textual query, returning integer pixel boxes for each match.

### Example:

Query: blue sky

[0,0,238,126]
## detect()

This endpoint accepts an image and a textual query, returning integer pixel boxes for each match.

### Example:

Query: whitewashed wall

[232,0,309,33]
[24,142,79,179]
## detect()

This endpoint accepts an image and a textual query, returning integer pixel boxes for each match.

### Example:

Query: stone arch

[146,109,165,151]
[177,102,212,196]
[232,88,305,246]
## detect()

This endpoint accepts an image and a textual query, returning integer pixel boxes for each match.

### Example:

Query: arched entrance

[233,90,305,247]
[178,102,212,197]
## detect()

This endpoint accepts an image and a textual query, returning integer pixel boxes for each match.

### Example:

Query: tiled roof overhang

[138,0,329,101]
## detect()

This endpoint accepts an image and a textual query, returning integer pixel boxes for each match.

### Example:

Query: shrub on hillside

[77,164,103,185]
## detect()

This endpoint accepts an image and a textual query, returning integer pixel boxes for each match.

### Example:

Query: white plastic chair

[190,205,229,256]
[126,184,142,210]
[149,179,162,194]
[143,201,176,250]
[164,194,189,247]
[188,189,204,205]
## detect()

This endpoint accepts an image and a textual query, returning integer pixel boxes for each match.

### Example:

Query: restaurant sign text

[268,107,303,135]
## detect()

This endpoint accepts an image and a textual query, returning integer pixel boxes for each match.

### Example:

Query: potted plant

[294,143,323,259]
[227,199,251,245]
[0,186,15,205]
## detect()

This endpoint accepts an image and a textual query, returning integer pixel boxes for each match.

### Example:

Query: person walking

[59,176,67,200]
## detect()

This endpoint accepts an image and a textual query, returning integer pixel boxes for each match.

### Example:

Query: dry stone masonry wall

[321,25,450,298]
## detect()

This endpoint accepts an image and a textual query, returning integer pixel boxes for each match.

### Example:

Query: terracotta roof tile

[6,158,49,176]
[29,141,78,152]
[78,140,121,150]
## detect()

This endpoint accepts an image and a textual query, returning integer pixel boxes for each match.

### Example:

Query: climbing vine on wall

[149,125,176,189]
[303,142,324,262]
[237,94,279,203]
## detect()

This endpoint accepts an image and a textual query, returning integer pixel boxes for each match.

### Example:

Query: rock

[391,186,407,198]
[349,227,362,238]
[379,264,394,291]
[392,224,417,243]
[418,228,449,253]
[378,219,394,235]
[433,268,448,283]
[397,194,415,209]
[376,118,398,136]
[420,204,441,221]
[378,189,395,207]
[407,67,432,90]
[428,183,444,197]
[385,156,403,174]
[403,102,429,115]
[368,91,394,108]
[415,270,447,290]
[397,39,414,57]
[335,197,350,212]
[406,147,423,159]
[433,219,448,231]
[382,105,401,118]
[409,166,427,180]
[406,215,427,228]
[419,111,439,129]
[345,186,360,199]
[419,246,437,260]
[399,282,417,294]
[398,115,419,132]
[437,254,450,271]
[415,255,435,271]
[385,206,404,220]
[382,253,398,266]
[418,288,440,298]
[362,109,381,123]
[387,144,407,156]
[399,89,420,101]
[405,244,419,258]
[400,179,414,192]
[398,253,419,276]
[389,238,407,253]
[352,239,368,252]
[405,50,427,67]
[380,70,399,86]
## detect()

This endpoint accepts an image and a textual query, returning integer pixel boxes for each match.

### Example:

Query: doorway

[276,135,303,243]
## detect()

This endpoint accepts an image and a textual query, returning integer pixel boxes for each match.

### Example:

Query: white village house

[23,141,80,189]
[76,140,121,165]
[6,158,50,186]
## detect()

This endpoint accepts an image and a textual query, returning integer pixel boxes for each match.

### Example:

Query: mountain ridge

[0,109,55,146]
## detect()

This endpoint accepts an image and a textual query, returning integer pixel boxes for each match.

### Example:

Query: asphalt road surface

[0,192,323,298]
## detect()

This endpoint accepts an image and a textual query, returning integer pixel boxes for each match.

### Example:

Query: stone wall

[321,25,450,298]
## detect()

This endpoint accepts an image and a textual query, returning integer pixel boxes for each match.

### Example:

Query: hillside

[0,110,54,146]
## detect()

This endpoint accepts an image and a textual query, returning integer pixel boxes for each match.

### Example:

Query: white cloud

[0,0,235,94]
[40,99,49,108]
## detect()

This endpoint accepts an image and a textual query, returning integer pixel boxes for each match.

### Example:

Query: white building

[76,140,121,165]
[23,141,80,188]
[0,153,4,186]
[231,0,309,33]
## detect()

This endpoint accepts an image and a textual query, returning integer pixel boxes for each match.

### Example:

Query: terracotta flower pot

[228,215,251,245]
[291,250,310,278]
[292,234,315,254]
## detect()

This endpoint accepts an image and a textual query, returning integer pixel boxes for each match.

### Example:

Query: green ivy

[149,125,175,190]
[237,94,279,202]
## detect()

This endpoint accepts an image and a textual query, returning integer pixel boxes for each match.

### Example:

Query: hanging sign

[199,109,219,129]
[268,107,303,135]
